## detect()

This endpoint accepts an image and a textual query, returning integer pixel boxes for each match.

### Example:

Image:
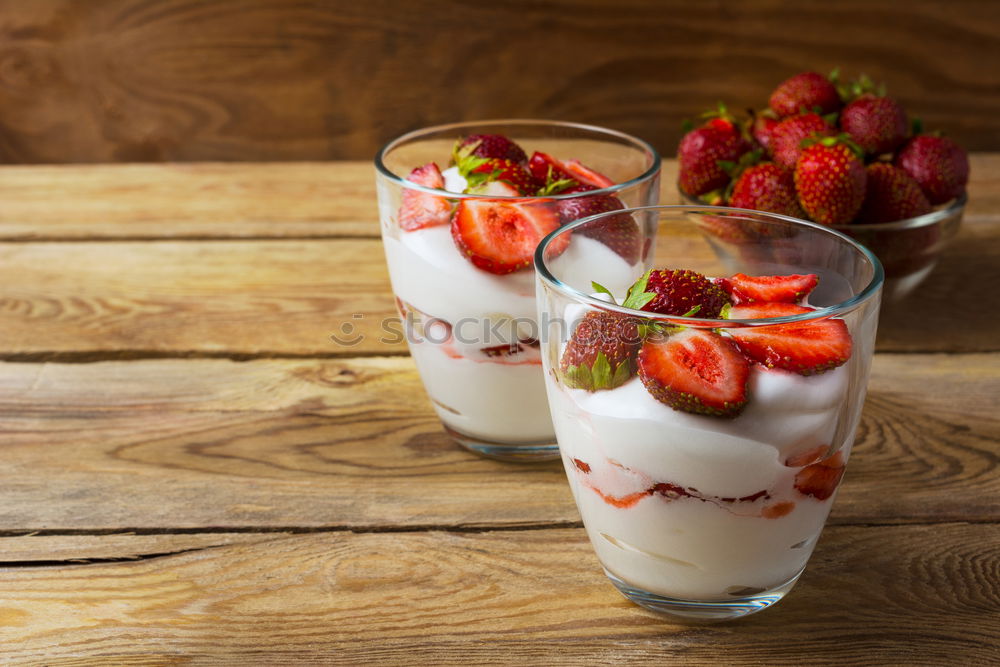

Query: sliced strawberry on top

[638,328,750,417]
[457,134,528,163]
[451,198,563,274]
[728,302,852,375]
[561,159,614,188]
[399,162,452,231]
[794,450,846,500]
[716,273,819,305]
[528,151,613,190]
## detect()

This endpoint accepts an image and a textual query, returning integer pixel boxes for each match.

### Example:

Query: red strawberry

[457,134,528,163]
[468,158,541,195]
[399,162,452,231]
[716,273,819,305]
[528,151,613,189]
[728,162,806,218]
[451,198,563,274]
[770,113,836,170]
[727,302,852,375]
[560,311,641,391]
[677,118,751,196]
[750,110,781,153]
[840,94,908,155]
[638,329,750,417]
[640,269,731,318]
[794,451,846,500]
[894,135,970,205]
[856,163,932,223]
[556,187,641,264]
[769,71,842,118]
[794,136,867,225]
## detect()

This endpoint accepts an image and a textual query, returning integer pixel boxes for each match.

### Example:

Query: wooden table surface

[0,157,997,665]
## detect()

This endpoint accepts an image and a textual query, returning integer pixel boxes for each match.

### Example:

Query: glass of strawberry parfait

[375,120,661,461]
[535,205,883,620]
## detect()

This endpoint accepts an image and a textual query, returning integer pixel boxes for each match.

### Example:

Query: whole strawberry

[457,134,528,163]
[561,311,640,391]
[770,113,836,170]
[728,162,806,219]
[750,110,780,153]
[840,94,908,155]
[558,189,642,264]
[678,117,751,196]
[856,163,932,223]
[639,268,730,318]
[794,136,867,225]
[769,72,842,118]
[894,135,969,205]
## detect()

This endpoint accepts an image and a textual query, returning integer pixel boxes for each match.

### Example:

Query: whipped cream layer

[546,333,853,599]
[383,217,637,444]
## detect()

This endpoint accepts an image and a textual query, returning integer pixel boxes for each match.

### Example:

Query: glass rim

[679,185,967,232]
[534,204,885,327]
[374,119,662,200]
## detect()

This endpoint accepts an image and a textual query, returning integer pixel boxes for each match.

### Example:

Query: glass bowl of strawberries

[676,71,969,301]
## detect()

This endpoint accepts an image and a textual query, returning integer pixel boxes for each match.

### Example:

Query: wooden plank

[0,156,994,240]
[0,533,290,563]
[0,525,995,665]
[0,220,998,356]
[0,163,379,239]
[0,355,995,530]
[0,239,405,356]
[0,1,998,163]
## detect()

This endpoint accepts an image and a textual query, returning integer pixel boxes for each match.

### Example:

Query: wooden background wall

[0,0,998,164]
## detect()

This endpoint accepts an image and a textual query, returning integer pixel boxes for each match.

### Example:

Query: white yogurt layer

[383,221,637,444]
[545,321,853,600]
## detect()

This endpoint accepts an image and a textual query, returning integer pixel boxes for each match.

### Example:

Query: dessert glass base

[443,425,558,462]
[605,567,803,622]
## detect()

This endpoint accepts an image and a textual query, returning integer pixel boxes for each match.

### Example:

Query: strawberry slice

[637,329,750,417]
[528,151,613,189]
[716,273,819,305]
[451,198,563,274]
[794,451,846,500]
[399,163,452,231]
[728,303,852,375]
[561,159,614,188]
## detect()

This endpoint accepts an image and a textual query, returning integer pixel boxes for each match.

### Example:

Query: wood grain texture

[0,533,291,563]
[0,154,995,241]
[0,0,998,164]
[0,354,995,530]
[0,525,996,665]
[1,226,998,357]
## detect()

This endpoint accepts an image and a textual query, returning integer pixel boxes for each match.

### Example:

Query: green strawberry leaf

[682,305,702,317]
[564,364,593,391]
[591,281,618,304]
[591,352,612,390]
[538,177,578,196]
[611,359,633,388]
[622,269,656,310]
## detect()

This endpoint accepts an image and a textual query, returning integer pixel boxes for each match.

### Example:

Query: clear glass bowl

[678,186,964,302]
[375,120,661,461]
[535,205,883,620]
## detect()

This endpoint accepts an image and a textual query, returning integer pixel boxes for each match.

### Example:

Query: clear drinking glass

[375,120,661,461]
[535,205,883,620]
